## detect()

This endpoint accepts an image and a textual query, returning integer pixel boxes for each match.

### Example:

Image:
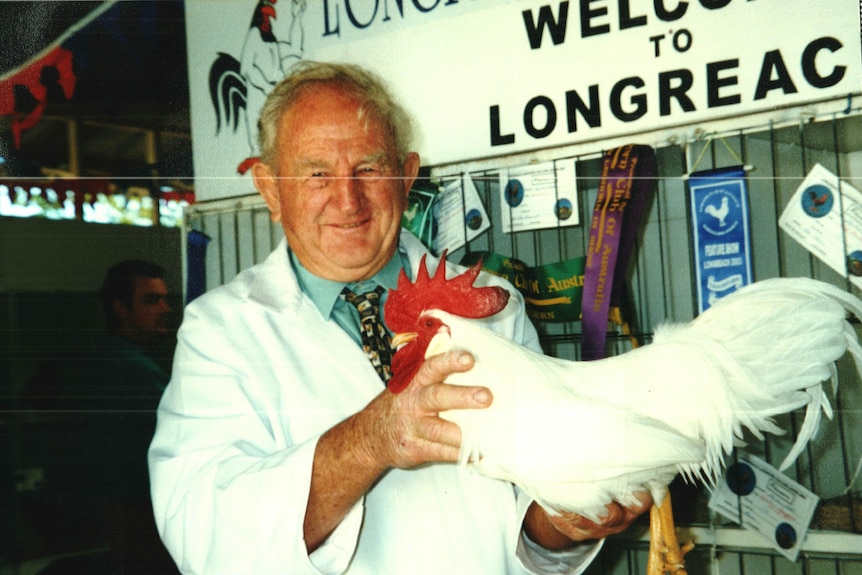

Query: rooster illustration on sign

[804,187,833,216]
[704,196,730,227]
[208,0,307,174]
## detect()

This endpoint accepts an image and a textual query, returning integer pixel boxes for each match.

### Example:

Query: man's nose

[332,176,363,212]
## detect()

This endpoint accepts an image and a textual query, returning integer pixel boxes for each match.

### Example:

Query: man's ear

[401,152,420,199]
[251,161,282,223]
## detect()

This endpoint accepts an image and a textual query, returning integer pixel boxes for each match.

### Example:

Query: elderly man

[149,61,649,574]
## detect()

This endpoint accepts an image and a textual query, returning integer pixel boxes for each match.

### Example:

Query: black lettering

[382,0,404,21]
[672,29,692,52]
[707,59,740,107]
[581,0,610,37]
[522,2,569,49]
[659,69,695,115]
[619,0,647,29]
[344,0,378,28]
[524,96,558,138]
[412,0,442,12]
[654,0,687,21]
[700,0,731,8]
[323,0,341,36]
[754,50,798,100]
[650,34,665,57]
[802,36,845,88]
[610,77,647,122]
[490,105,516,146]
[566,85,601,131]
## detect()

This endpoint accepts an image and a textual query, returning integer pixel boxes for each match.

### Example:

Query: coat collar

[247,230,432,313]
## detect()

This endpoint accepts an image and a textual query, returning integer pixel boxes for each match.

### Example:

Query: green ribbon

[478,253,585,323]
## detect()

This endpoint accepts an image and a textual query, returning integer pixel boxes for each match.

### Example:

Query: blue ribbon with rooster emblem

[688,165,753,314]
[581,144,656,361]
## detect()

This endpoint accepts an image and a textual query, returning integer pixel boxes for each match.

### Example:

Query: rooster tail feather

[659,278,862,480]
[846,322,862,383]
[778,387,828,471]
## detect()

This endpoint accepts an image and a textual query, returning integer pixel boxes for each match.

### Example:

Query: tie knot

[341,285,385,310]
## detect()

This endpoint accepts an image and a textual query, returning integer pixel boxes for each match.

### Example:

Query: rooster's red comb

[384,251,510,333]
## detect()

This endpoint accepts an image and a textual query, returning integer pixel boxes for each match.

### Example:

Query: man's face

[252,84,419,282]
[118,277,171,344]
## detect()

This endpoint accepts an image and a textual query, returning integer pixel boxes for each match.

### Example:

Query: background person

[24,259,178,574]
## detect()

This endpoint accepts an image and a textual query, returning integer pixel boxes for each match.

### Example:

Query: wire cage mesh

[184,111,862,574]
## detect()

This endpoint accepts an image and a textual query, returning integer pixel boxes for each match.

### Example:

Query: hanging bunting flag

[688,166,753,313]
[580,144,656,361]
[0,2,121,148]
[0,46,76,148]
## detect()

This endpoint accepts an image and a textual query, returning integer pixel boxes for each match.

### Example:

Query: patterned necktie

[341,285,393,384]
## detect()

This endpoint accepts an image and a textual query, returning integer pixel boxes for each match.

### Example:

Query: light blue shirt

[289,247,407,346]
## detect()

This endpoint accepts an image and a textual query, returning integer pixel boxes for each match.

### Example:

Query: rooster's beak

[390,331,417,350]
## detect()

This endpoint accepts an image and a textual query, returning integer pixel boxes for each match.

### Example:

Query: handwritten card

[499,160,579,233]
[779,163,862,289]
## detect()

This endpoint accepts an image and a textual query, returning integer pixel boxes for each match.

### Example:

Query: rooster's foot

[647,493,693,575]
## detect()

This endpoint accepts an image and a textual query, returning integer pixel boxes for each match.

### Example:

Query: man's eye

[306,173,329,188]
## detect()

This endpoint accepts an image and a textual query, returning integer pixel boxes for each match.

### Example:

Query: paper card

[709,454,819,561]
[432,173,490,254]
[778,163,862,289]
[499,160,579,233]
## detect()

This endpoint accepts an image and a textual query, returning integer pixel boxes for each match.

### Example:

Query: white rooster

[383,254,862,575]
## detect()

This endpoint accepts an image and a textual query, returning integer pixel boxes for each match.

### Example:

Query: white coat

[149,231,601,575]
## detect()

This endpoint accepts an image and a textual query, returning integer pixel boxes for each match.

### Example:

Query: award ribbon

[479,253,586,323]
[581,144,656,361]
[688,165,753,313]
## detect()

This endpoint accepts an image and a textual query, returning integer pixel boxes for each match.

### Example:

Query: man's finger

[413,351,475,388]
[419,416,463,451]
[421,382,493,412]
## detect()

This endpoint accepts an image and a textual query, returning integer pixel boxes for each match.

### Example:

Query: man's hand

[356,351,490,469]
[306,350,487,551]
[524,494,653,550]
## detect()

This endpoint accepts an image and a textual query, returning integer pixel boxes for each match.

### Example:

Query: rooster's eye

[424,318,434,329]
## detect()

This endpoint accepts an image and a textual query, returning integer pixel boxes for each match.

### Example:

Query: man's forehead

[133,277,168,294]
[296,150,392,168]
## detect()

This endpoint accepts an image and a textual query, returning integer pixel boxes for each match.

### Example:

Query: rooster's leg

[646,492,694,575]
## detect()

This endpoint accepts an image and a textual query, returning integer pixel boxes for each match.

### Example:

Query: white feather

[425,277,862,521]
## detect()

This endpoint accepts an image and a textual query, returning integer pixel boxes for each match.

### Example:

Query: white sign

[779,163,862,290]
[499,160,579,233]
[433,173,491,253]
[187,0,862,201]
[709,454,819,561]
